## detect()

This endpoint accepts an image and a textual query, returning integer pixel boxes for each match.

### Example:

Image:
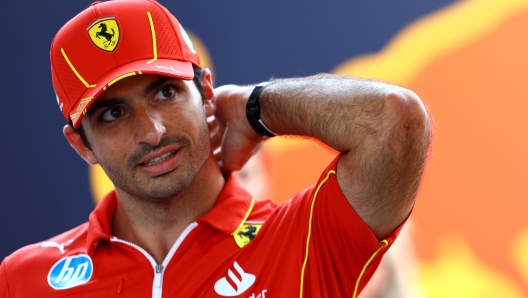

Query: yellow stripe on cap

[108,72,137,87]
[146,12,158,64]
[78,97,92,106]
[60,48,96,88]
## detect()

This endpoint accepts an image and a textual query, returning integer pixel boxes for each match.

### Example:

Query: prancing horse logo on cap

[87,17,120,52]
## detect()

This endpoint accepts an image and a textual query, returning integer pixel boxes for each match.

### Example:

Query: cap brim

[70,58,194,128]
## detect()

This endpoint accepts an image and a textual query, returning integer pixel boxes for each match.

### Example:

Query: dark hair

[75,123,91,150]
[72,66,206,150]
[193,66,206,103]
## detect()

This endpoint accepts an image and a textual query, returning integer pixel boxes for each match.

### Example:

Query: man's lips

[140,150,177,167]
[137,145,181,166]
[136,145,182,177]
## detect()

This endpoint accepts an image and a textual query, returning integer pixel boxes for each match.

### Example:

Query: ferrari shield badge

[87,17,120,52]
[234,223,262,248]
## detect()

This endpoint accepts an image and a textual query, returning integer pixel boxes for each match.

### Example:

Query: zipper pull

[154,264,164,290]
[155,264,164,274]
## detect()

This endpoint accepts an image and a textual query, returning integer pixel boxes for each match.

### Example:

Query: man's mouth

[141,150,178,166]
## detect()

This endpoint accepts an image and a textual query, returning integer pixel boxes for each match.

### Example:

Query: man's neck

[111,154,225,263]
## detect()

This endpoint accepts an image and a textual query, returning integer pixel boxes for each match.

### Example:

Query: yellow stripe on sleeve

[297,169,390,298]
[232,198,256,236]
[299,170,336,297]
[352,239,389,298]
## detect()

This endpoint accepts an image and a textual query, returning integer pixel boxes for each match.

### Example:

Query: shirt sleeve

[291,154,408,297]
[0,259,10,298]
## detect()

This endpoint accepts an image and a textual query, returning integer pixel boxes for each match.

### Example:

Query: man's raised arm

[213,73,431,240]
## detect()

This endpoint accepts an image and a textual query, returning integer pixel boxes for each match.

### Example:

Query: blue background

[0,0,454,260]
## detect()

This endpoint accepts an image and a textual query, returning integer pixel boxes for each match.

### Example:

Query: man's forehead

[93,74,190,102]
[79,75,191,122]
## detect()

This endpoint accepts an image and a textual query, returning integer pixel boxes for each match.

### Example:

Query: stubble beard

[94,128,211,204]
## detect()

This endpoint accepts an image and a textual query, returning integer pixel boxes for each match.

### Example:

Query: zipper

[110,222,198,298]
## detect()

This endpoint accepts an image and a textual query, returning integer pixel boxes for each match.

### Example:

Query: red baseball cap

[50,0,201,128]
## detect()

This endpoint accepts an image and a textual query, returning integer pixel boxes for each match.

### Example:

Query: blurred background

[1,0,528,297]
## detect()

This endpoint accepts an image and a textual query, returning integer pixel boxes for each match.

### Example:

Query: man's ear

[63,125,98,166]
[200,68,215,117]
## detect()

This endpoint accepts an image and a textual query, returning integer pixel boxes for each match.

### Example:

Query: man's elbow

[385,89,431,143]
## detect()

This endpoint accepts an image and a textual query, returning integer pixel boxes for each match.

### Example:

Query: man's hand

[210,75,430,240]
[222,75,430,240]
[210,85,264,174]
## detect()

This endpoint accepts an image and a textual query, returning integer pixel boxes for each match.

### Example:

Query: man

[0,0,431,297]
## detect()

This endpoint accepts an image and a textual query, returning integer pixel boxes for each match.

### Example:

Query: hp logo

[47,254,93,290]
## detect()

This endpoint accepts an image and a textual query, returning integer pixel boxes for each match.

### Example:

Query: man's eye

[101,107,123,121]
[155,86,176,100]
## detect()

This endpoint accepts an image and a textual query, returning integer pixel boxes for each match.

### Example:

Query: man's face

[79,74,213,202]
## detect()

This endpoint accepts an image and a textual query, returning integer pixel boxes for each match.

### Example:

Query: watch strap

[246,82,277,137]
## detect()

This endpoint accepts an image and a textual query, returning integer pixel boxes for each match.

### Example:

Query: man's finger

[207,115,218,133]
[210,132,222,151]
[213,146,222,163]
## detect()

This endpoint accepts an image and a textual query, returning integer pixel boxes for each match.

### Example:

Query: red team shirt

[0,156,404,297]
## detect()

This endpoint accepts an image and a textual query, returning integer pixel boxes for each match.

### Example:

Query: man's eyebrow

[88,98,125,113]
[87,77,175,115]
[144,76,173,97]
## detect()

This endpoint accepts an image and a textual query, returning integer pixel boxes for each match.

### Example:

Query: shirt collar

[197,174,255,235]
[85,174,254,255]
[86,190,117,256]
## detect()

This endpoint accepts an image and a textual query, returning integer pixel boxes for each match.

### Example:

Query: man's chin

[124,170,195,202]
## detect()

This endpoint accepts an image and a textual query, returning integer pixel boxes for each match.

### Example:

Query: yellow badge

[233,224,262,248]
[87,17,120,52]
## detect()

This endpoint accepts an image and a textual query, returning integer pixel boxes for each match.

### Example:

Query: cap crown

[51,0,201,127]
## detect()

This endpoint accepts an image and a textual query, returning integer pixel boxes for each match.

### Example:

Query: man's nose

[134,108,167,146]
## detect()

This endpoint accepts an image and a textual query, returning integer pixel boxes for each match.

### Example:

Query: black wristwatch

[246,82,277,137]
